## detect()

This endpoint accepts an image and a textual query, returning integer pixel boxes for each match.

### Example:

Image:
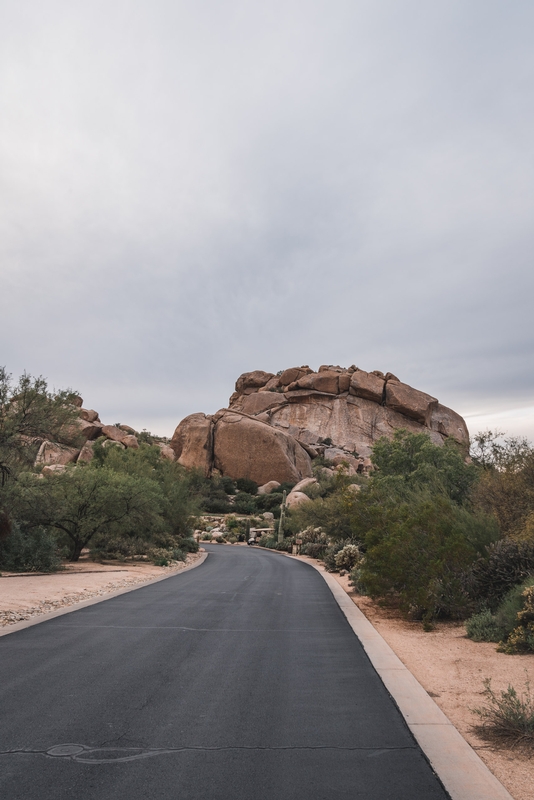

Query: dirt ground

[330,570,534,800]
[1,548,532,799]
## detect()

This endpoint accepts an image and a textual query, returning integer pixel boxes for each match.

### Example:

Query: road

[0,545,450,799]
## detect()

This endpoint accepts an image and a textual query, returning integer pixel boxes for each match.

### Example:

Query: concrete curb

[0,552,209,638]
[291,555,513,800]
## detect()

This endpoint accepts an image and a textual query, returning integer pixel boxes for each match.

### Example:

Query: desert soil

[329,569,534,800]
[1,548,532,799]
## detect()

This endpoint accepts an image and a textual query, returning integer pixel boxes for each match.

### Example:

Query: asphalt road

[0,545,450,799]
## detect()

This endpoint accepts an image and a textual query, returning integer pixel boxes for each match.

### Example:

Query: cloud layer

[1,1,533,438]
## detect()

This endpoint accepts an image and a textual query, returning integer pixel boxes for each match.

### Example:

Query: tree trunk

[70,540,84,562]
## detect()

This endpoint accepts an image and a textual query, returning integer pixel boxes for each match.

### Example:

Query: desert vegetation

[2,367,534,657]
[0,369,200,569]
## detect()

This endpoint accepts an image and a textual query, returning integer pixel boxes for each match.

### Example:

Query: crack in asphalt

[0,744,416,764]
[54,624,337,632]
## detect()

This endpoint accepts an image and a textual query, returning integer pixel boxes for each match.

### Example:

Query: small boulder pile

[34,395,175,474]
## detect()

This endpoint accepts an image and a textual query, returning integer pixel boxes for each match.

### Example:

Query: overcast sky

[1,1,533,440]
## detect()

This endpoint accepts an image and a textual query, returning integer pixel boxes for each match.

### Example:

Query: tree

[0,367,79,486]
[371,429,477,505]
[10,466,165,561]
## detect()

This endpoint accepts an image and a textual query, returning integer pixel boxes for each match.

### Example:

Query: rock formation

[171,364,469,484]
[32,400,174,469]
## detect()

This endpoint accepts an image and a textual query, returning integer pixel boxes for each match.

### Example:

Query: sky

[1,1,533,440]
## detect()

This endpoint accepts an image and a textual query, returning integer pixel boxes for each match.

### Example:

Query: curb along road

[284,552,514,800]
[0,552,209,638]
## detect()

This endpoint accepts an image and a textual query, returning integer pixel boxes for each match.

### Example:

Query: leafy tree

[470,435,534,540]
[359,490,499,621]
[10,467,165,561]
[371,429,477,504]
[0,367,79,485]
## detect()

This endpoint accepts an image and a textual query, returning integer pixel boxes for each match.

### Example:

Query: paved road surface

[0,545,449,799]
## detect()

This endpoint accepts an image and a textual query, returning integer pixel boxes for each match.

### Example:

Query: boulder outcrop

[170,364,469,484]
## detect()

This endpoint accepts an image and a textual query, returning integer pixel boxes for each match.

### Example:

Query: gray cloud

[1,0,533,438]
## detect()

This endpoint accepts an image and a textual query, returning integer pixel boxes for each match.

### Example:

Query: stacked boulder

[171,364,469,485]
[34,396,175,471]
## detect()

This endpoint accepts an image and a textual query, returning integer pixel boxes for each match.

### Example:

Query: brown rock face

[212,411,312,485]
[385,381,438,426]
[79,408,100,423]
[235,371,275,394]
[170,413,213,476]
[170,364,469,483]
[35,441,80,466]
[349,370,385,403]
[101,425,128,443]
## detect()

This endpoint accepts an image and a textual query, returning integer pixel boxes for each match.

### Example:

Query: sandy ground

[329,570,534,800]
[1,547,532,799]
[0,552,204,626]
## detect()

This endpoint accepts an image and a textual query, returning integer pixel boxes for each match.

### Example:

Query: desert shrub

[226,534,237,544]
[221,476,236,494]
[214,536,226,544]
[257,534,277,548]
[499,585,534,654]
[361,492,495,621]
[232,492,258,515]
[472,678,534,743]
[322,541,347,571]
[301,542,327,558]
[465,610,502,642]
[371,430,476,505]
[200,532,212,541]
[200,497,232,514]
[148,546,185,566]
[334,543,362,571]
[235,478,258,495]
[468,539,534,610]
[278,481,296,494]
[0,523,62,572]
[495,578,534,638]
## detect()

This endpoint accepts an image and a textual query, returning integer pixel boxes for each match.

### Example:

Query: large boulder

[385,381,438,426]
[212,411,312,485]
[429,403,469,447]
[285,491,312,508]
[170,364,470,481]
[170,413,213,476]
[79,408,100,423]
[77,441,95,463]
[349,370,385,403]
[101,425,129,443]
[35,441,80,466]
[258,480,281,495]
[156,442,176,461]
[235,370,275,394]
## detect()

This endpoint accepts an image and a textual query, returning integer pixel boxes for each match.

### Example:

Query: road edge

[292,554,514,800]
[0,552,209,638]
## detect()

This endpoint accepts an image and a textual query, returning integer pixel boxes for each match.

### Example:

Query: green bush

[334,543,362,571]
[360,492,493,621]
[322,541,347,571]
[468,539,534,610]
[232,492,258,515]
[472,678,534,742]
[499,584,534,654]
[0,524,62,572]
[465,609,501,642]
[235,478,258,495]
